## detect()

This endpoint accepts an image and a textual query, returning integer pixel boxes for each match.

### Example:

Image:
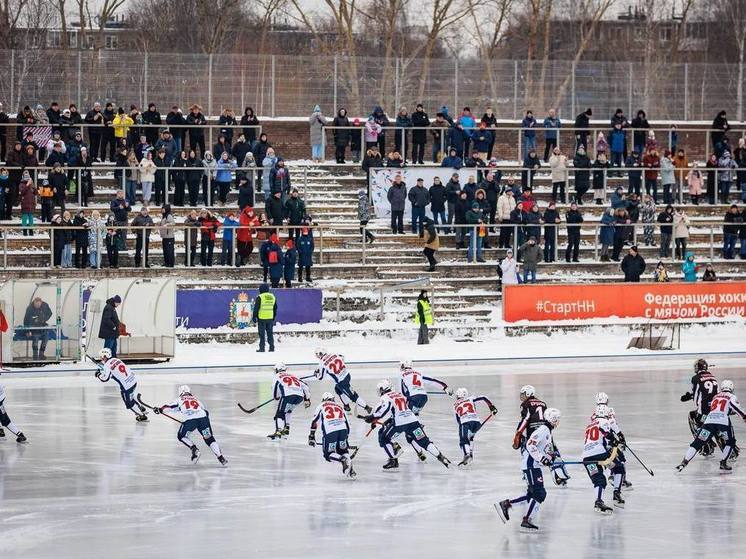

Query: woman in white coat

[500,249,520,285]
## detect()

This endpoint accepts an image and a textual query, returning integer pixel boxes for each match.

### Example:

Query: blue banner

[176,289,323,329]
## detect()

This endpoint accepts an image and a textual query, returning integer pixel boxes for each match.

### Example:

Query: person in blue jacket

[260,233,283,288]
[609,123,626,172]
[297,222,314,283]
[521,110,537,158]
[283,239,298,288]
[447,124,468,158]
[457,107,476,156]
[441,147,462,169]
[220,211,239,265]
[682,252,700,282]
[599,207,616,261]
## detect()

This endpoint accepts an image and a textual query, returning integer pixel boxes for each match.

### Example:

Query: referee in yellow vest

[414,290,433,345]
[252,283,277,352]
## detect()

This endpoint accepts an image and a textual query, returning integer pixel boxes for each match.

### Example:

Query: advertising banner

[369,167,478,219]
[503,282,746,322]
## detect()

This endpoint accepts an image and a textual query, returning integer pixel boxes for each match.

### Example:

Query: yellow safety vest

[257,292,276,320]
[414,300,433,325]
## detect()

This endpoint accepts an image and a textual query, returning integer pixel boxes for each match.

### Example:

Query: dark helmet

[694,358,708,373]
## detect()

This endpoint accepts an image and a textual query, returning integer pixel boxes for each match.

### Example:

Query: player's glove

[489,405,498,416]
[363,414,375,424]
[308,431,316,447]
[512,432,522,450]
[607,432,619,447]
[445,387,453,396]
[617,432,627,446]
[153,408,161,415]
[680,392,693,402]
[304,399,311,409]
[540,457,553,467]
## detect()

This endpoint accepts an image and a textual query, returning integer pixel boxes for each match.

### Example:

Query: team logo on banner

[229,292,254,329]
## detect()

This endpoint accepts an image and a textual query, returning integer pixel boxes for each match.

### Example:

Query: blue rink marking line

[4,349,746,376]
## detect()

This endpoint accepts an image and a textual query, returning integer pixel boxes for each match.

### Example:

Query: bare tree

[466,0,514,105]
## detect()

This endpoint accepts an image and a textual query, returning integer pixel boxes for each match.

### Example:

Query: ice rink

[1,354,745,558]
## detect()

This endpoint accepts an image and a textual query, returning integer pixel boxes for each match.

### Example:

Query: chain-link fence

[1,49,744,120]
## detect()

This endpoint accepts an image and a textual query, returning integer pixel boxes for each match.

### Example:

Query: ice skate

[135,413,149,422]
[437,453,451,468]
[520,517,539,532]
[495,499,511,523]
[594,499,613,514]
[613,490,625,508]
[553,471,567,486]
[392,442,403,458]
[0,427,5,438]
[382,458,399,470]
[675,459,689,472]
[267,430,283,440]
[622,479,633,490]
[190,446,201,464]
[719,460,733,473]
[16,432,27,444]
[218,455,228,467]
[281,426,290,438]
[415,449,427,462]
[457,453,473,467]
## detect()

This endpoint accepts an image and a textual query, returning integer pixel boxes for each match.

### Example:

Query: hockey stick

[237,398,274,415]
[136,393,182,424]
[427,391,451,395]
[623,443,655,476]
[300,374,316,381]
[480,413,497,429]
[350,422,379,460]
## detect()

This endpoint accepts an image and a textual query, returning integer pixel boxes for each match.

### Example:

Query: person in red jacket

[20,177,37,236]
[198,208,220,266]
[237,205,260,267]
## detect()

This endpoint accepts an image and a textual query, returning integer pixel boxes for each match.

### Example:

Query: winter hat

[471,202,479,209]
[286,239,294,249]
[113,295,122,304]
[353,118,360,126]
[313,105,321,113]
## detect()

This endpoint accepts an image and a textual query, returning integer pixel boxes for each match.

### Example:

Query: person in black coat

[237,176,254,210]
[542,202,560,262]
[481,170,502,226]
[454,191,470,248]
[621,246,646,282]
[711,110,730,152]
[429,177,447,226]
[23,296,53,360]
[141,103,162,145]
[265,191,284,226]
[240,107,260,144]
[565,202,583,262]
[411,104,430,165]
[630,110,649,155]
[332,108,351,163]
[72,209,89,268]
[98,295,122,357]
[574,107,592,151]
[572,147,591,204]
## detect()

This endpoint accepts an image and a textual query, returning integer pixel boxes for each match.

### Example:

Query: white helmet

[98,348,112,362]
[595,392,609,405]
[595,404,611,418]
[178,384,191,396]
[721,380,735,393]
[377,379,392,395]
[321,392,335,402]
[314,346,327,358]
[400,359,413,370]
[545,408,561,427]
[274,362,287,373]
[520,385,536,400]
[455,387,469,400]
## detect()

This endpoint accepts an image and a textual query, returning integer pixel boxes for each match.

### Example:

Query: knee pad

[529,484,547,503]
[204,436,216,446]
[592,471,607,489]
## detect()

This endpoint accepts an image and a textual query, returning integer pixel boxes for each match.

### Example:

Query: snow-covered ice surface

[1,328,746,558]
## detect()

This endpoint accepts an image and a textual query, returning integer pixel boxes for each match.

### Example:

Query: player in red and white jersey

[398,359,451,415]
[581,405,620,514]
[591,394,628,507]
[497,408,561,532]
[677,379,746,473]
[308,393,355,478]
[155,385,227,467]
[452,388,497,466]
[313,348,371,413]
[94,348,148,422]
[364,379,450,470]
[0,383,27,443]
[268,363,311,440]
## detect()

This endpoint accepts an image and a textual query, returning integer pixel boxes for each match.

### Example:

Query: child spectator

[261,233,283,288]
[682,252,701,282]
[283,239,298,288]
[20,177,36,236]
[702,263,717,281]
[237,206,259,267]
[654,261,670,282]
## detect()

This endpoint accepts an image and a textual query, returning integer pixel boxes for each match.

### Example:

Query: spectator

[172,150,188,206]
[38,178,54,223]
[260,233,283,288]
[185,150,202,207]
[23,296,52,360]
[387,175,407,234]
[105,213,121,268]
[542,109,561,162]
[410,104,429,165]
[599,207,615,262]
[408,178,430,237]
[261,147,277,199]
[362,145,383,181]
[266,190,284,226]
[608,124,625,170]
[723,204,741,259]
[458,107,476,156]
[510,200,526,247]
[660,150,675,205]
[49,163,67,211]
[282,239,298,288]
[19,177,36,236]
[711,110,730,153]
[237,175,254,211]
[741,209,746,259]
[332,108,350,164]
[372,105,390,153]
[270,158,291,200]
[705,153,718,204]
[60,210,73,268]
[565,202,583,262]
[364,117,383,151]
[98,295,122,357]
[357,189,375,244]
[152,148,169,206]
[657,204,674,258]
[159,204,175,268]
[72,209,89,269]
[237,205,259,267]
[592,152,610,204]
[472,122,493,162]
[625,150,642,196]
[631,110,649,155]
[212,133,231,159]
[465,201,486,263]
[350,118,363,163]
[492,187,514,250]
[681,252,700,282]
[51,214,64,267]
[610,107,630,130]
[445,172,462,231]
[110,190,131,253]
[112,108,133,146]
[430,112,450,162]
[548,147,568,203]
[621,245,646,282]
[429,176,447,228]
[84,102,104,160]
[500,249,520,285]
[201,151,217,205]
[166,106,186,153]
[463,175,479,201]
[454,191,470,249]
[645,130,658,152]
[100,102,116,161]
[673,207,690,260]
[595,131,609,156]
[186,104,206,156]
[441,147,462,169]
[627,192,640,224]
[481,171,501,227]
[215,151,236,206]
[522,148,541,189]
[643,147,660,202]
[218,108,237,145]
[78,146,94,207]
[198,208,220,266]
[232,134,252,174]
[240,107,260,144]
[672,148,689,195]
[521,110,537,158]
[415,290,432,345]
[518,236,542,283]
[252,283,277,353]
[154,130,177,164]
[654,261,670,282]
[142,103,162,145]
[447,123,468,158]
[611,207,631,261]
[131,206,153,267]
[573,146,591,204]
[610,186,626,209]
[138,151,157,206]
[422,217,438,272]
[309,105,326,162]
[297,221,315,282]
[685,169,703,206]
[88,209,106,268]
[0,102,8,159]
[284,188,306,241]
[394,106,412,159]
[542,201,560,262]
[134,134,153,162]
[702,263,717,281]
[45,141,66,168]
[718,149,736,202]
[385,150,404,168]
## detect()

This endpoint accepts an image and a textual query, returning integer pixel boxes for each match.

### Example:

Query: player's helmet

[595,404,611,418]
[377,379,392,395]
[721,379,735,393]
[595,392,609,405]
[178,384,191,396]
[274,363,287,373]
[400,359,413,370]
[321,392,335,402]
[314,346,327,358]
[98,348,112,362]
[545,408,561,427]
[455,387,469,400]
[694,358,708,373]
[520,385,536,401]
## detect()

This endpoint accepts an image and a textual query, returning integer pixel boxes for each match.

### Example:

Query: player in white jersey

[452,388,497,466]
[267,363,311,440]
[398,359,451,414]
[581,404,619,514]
[94,348,148,422]
[309,393,355,478]
[313,348,371,413]
[154,385,227,466]
[496,408,561,532]
[677,380,746,473]
[0,384,27,443]
[364,379,450,470]
[591,394,628,507]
